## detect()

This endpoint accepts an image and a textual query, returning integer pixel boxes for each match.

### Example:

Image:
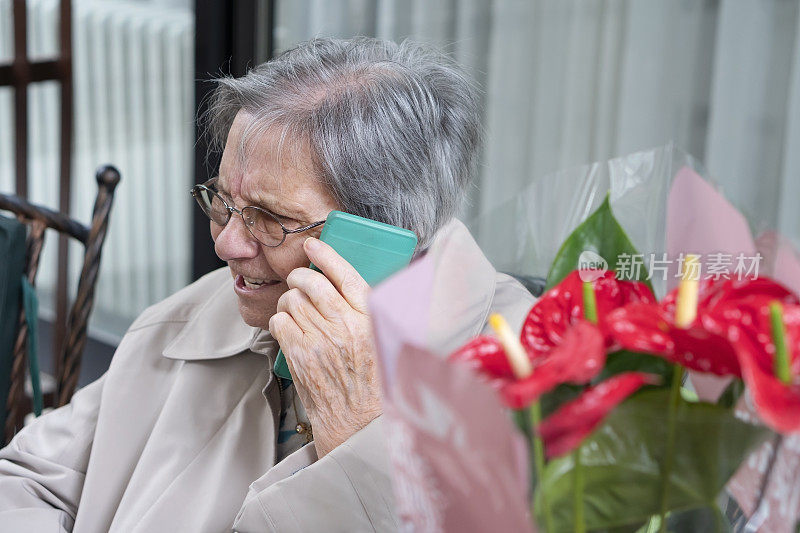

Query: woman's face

[211,111,339,329]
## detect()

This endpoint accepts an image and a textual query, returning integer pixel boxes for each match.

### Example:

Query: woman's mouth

[234,274,282,293]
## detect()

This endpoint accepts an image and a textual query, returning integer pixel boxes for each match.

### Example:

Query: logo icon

[578,250,608,282]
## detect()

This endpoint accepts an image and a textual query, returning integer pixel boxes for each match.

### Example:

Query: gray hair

[204,37,482,249]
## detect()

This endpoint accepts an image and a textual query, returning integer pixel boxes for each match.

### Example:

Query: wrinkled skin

[212,111,381,457]
[270,238,383,456]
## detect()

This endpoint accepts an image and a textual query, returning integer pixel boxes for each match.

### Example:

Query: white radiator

[0,0,194,343]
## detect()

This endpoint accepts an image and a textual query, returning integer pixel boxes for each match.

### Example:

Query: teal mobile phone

[273,211,418,381]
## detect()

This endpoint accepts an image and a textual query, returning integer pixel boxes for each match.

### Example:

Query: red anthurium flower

[449,320,605,410]
[607,277,799,377]
[521,270,656,357]
[537,372,659,458]
[732,303,800,433]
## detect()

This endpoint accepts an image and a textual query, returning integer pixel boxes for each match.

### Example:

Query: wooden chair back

[0,165,120,444]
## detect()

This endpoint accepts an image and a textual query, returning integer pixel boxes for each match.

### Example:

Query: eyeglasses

[190,178,326,247]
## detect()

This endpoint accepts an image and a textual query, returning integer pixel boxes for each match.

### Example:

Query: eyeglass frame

[190,177,327,247]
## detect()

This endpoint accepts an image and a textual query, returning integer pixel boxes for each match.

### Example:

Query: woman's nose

[213,215,260,262]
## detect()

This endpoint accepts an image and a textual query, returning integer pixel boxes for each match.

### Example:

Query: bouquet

[370,147,800,532]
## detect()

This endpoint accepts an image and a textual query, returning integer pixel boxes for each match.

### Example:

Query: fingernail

[304,237,319,251]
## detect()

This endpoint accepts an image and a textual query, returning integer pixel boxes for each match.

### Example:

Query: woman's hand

[269,237,382,458]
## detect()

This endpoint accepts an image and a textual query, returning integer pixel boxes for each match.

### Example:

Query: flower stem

[582,281,598,324]
[658,365,684,532]
[571,280,594,533]
[769,302,792,385]
[573,445,585,533]
[531,402,554,533]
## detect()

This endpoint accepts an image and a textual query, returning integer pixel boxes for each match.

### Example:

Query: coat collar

[162,270,277,360]
[162,218,494,361]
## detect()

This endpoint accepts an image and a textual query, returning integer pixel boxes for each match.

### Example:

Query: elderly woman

[0,37,533,532]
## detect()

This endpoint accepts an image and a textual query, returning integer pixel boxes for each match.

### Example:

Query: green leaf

[545,195,652,291]
[540,383,584,418]
[601,523,650,533]
[596,350,675,385]
[589,521,650,533]
[511,408,532,436]
[665,505,732,533]
[534,390,770,531]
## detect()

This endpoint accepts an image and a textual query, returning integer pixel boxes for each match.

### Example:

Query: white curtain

[272,0,800,273]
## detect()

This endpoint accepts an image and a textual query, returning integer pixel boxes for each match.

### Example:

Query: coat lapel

[161,270,269,361]
[77,268,280,532]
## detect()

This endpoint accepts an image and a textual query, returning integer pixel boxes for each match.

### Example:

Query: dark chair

[0,166,120,445]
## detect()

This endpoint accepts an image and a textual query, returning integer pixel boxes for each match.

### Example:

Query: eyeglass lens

[195,187,286,245]
[196,188,229,226]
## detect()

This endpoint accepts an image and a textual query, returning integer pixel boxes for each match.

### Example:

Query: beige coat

[0,219,534,532]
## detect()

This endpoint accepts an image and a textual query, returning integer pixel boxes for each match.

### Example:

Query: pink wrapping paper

[370,256,531,533]
[667,166,758,402]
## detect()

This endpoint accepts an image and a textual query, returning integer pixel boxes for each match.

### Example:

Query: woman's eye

[263,209,292,224]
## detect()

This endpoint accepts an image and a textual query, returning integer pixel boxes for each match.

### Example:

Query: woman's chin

[237,300,277,330]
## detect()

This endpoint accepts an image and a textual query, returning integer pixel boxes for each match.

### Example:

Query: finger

[276,287,326,333]
[286,266,351,318]
[268,311,304,361]
[303,237,370,312]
